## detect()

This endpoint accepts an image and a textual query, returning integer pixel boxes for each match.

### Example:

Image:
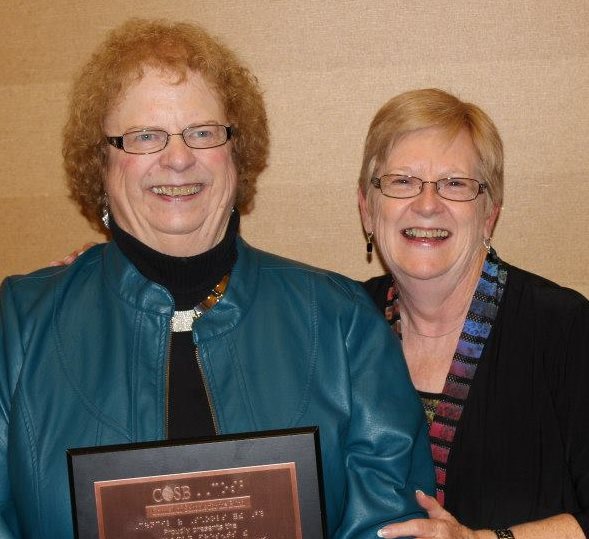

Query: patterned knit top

[384,250,507,505]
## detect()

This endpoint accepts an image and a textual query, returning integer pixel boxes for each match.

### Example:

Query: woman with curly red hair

[0,19,433,538]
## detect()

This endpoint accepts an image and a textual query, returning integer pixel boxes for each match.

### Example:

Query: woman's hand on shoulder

[377,490,494,539]
[49,242,97,266]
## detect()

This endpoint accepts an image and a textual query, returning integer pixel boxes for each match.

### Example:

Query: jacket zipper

[164,320,173,438]
[195,344,220,435]
[165,319,220,437]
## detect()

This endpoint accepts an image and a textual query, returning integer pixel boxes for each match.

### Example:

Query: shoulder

[496,261,588,348]
[236,238,378,311]
[504,263,587,315]
[361,274,392,312]
[1,244,105,317]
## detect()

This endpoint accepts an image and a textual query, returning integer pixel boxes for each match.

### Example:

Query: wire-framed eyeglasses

[371,174,487,202]
[106,124,233,155]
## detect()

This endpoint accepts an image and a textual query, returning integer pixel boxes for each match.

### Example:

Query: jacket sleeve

[334,288,435,539]
[0,278,24,538]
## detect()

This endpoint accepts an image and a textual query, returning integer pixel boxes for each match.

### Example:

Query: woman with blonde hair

[359,88,589,539]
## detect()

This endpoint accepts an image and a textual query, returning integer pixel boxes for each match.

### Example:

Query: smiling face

[103,67,237,257]
[360,127,499,287]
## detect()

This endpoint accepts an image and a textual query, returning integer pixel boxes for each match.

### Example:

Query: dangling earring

[101,194,110,229]
[366,231,374,262]
[483,237,492,253]
[366,232,374,253]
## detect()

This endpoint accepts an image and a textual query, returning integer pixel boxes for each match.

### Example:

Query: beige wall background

[1,1,588,296]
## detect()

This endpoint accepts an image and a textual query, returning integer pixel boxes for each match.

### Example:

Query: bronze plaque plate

[94,463,302,538]
[68,427,326,538]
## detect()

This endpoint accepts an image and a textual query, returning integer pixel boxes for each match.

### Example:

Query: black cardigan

[364,264,589,534]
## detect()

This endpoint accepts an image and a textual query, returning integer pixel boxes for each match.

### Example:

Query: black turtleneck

[111,210,240,440]
[110,210,239,309]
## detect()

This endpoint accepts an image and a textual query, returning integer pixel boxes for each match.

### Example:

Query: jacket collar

[102,241,175,315]
[193,236,259,342]
[102,236,259,337]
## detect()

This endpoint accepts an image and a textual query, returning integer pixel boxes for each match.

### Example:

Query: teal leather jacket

[0,238,434,538]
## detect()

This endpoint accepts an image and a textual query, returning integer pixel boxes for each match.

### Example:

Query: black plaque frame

[67,427,326,539]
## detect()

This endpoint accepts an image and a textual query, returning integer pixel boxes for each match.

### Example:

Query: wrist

[473,530,504,539]
[493,530,515,539]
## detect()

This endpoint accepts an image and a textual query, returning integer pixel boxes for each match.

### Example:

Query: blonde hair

[63,18,269,231]
[358,88,503,208]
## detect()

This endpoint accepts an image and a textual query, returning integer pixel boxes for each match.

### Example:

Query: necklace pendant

[171,309,196,332]
[170,274,230,333]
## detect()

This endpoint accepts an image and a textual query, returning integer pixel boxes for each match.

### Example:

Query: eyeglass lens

[121,125,229,153]
[377,175,482,201]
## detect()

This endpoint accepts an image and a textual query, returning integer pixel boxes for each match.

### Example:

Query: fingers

[48,242,97,267]
[81,242,97,251]
[49,253,76,267]
[377,517,474,539]
[377,491,467,538]
[416,490,448,519]
[377,517,436,538]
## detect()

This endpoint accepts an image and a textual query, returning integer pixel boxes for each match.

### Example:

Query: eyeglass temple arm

[106,136,124,149]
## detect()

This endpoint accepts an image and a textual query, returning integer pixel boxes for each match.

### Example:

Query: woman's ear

[358,186,374,233]
[484,203,501,239]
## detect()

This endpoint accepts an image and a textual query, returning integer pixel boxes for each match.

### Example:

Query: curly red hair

[63,18,269,231]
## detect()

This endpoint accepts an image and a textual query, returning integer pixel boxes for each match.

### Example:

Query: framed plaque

[67,427,326,539]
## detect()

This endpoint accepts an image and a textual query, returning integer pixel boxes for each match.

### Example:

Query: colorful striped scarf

[384,250,507,505]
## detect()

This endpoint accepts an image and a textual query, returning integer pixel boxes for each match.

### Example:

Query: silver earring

[101,195,110,229]
[483,237,492,253]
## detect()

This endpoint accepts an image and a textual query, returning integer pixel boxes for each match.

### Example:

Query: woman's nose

[411,182,444,214]
[159,134,197,171]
